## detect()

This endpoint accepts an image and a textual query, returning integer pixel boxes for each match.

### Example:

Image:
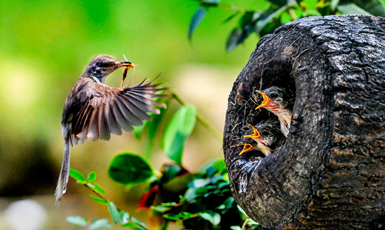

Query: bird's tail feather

[55,134,70,205]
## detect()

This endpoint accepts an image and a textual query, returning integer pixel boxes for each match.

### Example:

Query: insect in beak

[120,55,136,87]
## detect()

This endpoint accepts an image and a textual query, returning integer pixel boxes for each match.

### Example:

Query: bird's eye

[109,61,115,67]
[270,93,279,98]
[262,131,269,136]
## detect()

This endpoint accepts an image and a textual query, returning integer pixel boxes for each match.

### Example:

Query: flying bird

[255,86,293,137]
[57,54,166,204]
[243,120,285,156]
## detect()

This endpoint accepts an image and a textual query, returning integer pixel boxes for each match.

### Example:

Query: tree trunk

[223,15,385,229]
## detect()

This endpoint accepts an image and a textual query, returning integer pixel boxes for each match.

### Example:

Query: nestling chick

[255,86,293,137]
[243,120,285,156]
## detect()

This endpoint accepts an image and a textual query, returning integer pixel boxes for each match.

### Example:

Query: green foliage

[339,0,385,16]
[62,1,385,229]
[67,89,257,229]
[87,172,97,182]
[151,159,257,229]
[67,216,113,230]
[69,169,86,184]
[163,105,196,165]
[188,0,385,51]
[108,153,154,184]
[189,7,207,39]
[108,202,120,224]
[68,170,148,230]
[67,216,88,227]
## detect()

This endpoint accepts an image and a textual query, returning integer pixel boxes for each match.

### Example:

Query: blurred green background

[0,0,264,229]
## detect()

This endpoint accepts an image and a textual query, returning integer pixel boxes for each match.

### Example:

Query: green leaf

[163,106,196,165]
[89,195,108,204]
[199,158,226,174]
[200,212,221,225]
[108,153,154,184]
[267,0,297,7]
[67,216,88,227]
[89,219,112,230]
[146,97,168,145]
[203,0,221,3]
[337,3,371,15]
[339,0,385,16]
[108,202,120,224]
[226,28,248,52]
[163,212,194,221]
[183,187,197,200]
[87,172,96,182]
[189,178,210,188]
[121,222,146,229]
[238,12,256,28]
[189,7,207,39]
[120,211,130,225]
[122,217,148,229]
[246,218,259,226]
[237,205,247,216]
[161,164,183,183]
[223,11,240,23]
[133,124,145,139]
[222,197,235,208]
[331,0,340,11]
[152,202,178,212]
[69,169,86,184]
[255,6,288,34]
[93,183,106,195]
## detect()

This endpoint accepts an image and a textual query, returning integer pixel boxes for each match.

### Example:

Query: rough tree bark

[223,15,385,229]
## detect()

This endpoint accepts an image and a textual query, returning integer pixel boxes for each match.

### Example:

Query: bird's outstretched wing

[68,78,167,144]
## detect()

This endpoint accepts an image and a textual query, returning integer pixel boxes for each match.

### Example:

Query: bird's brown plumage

[56,55,166,204]
[63,77,166,144]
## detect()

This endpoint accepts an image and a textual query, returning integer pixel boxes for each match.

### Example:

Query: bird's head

[244,121,283,149]
[85,54,134,83]
[255,86,289,112]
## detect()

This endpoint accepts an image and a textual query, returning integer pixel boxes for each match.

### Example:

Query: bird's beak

[117,61,135,68]
[237,143,254,155]
[255,90,270,110]
[244,124,261,140]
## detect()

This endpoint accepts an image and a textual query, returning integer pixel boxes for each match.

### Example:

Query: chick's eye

[262,131,269,136]
[109,61,115,67]
[270,93,279,98]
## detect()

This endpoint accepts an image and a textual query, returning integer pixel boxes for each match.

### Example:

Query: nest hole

[235,63,296,159]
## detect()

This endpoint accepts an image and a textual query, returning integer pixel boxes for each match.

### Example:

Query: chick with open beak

[255,86,293,137]
[237,142,259,155]
[242,120,285,156]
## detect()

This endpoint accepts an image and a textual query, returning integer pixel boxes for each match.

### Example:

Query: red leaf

[137,185,160,210]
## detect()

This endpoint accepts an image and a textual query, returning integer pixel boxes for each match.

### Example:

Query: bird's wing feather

[70,80,166,143]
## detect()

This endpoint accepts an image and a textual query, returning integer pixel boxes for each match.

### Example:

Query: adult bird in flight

[57,54,166,204]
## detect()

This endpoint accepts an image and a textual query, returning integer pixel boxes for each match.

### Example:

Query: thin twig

[217,4,247,13]
[241,217,249,230]
[288,8,297,20]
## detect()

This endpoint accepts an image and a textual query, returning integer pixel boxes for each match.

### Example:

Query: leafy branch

[188,0,385,51]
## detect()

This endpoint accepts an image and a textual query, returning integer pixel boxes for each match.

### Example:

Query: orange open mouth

[244,124,261,139]
[255,90,269,110]
[237,143,254,155]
